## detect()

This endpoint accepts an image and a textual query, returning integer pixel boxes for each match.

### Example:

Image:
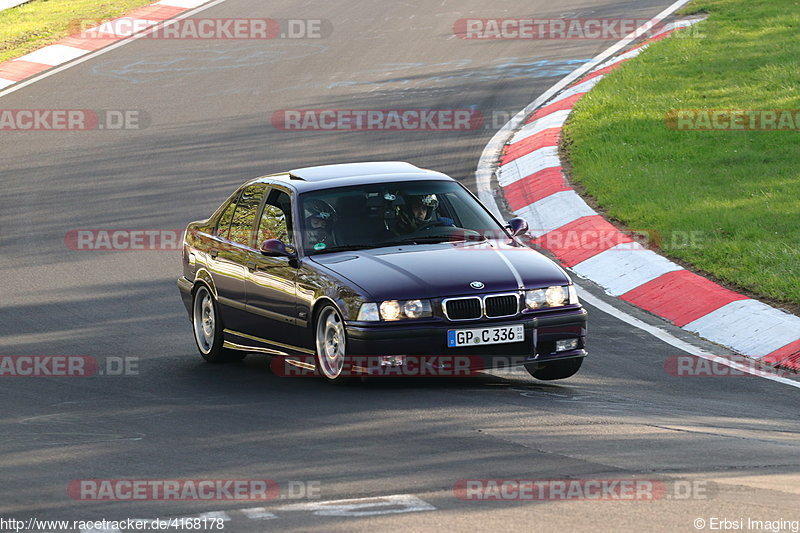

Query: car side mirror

[506,217,529,237]
[260,239,297,258]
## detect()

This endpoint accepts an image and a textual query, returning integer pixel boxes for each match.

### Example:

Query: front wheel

[314,304,349,382]
[524,357,583,381]
[192,285,243,363]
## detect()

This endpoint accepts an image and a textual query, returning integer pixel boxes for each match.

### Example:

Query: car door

[207,183,267,334]
[241,187,303,349]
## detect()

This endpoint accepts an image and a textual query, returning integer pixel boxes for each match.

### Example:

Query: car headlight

[365,299,433,321]
[379,300,402,321]
[525,285,578,310]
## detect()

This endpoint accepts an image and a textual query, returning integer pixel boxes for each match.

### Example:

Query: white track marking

[497,146,560,186]
[240,508,278,520]
[0,0,31,13]
[475,0,695,216]
[509,109,571,144]
[576,287,800,389]
[275,494,436,517]
[571,243,684,296]
[514,191,596,237]
[0,0,228,99]
[683,300,800,356]
[545,76,604,106]
[16,45,89,66]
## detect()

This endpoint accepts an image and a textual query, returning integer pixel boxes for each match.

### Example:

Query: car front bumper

[345,307,587,371]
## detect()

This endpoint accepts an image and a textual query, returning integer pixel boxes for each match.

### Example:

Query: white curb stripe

[156,0,210,7]
[577,287,800,389]
[546,76,604,107]
[0,0,31,12]
[514,191,596,238]
[16,45,89,66]
[498,146,560,186]
[683,300,800,357]
[597,46,646,70]
[0,78,15,90]
[509,109,571,145]
[571,243,684,296]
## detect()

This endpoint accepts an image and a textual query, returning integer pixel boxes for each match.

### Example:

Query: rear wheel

[314,304,349,382]
[524,357,583,381]
[192,285,244,363]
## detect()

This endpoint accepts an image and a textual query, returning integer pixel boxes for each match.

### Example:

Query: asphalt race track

[1,0,798,531]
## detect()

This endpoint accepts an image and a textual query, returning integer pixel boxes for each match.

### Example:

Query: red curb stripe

[761,339,800,366]
[778,353,800,372]
[524,94,583,124]
[568,59,629,89]
[503,166,568,209]
[532,215,634,266]
[639,28,677,47]
[59,34,122,51]
[0,60,52,81]
[123,4,186,21]
[500,128,559,166]
[620,270,749,327]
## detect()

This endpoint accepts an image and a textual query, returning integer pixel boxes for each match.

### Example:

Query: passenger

[304,199,336,248]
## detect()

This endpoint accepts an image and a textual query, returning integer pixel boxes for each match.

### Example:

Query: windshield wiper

[312,244,376,254]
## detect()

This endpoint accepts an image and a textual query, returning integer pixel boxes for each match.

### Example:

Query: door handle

[246,261,256,271]
[210,249,218,259]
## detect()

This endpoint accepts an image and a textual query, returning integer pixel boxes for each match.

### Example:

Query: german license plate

[447,324,524,347]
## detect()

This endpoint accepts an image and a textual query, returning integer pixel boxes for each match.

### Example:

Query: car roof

[246,161,454,192]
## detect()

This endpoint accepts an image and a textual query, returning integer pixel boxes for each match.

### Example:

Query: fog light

[555,338,579,352]
[380,355,406,367]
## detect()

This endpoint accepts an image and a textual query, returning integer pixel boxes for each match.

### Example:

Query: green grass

[0,0,155,63]
[563,0,800,310]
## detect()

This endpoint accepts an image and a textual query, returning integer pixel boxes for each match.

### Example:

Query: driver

[395,194,452,234]
[304,199,336,248]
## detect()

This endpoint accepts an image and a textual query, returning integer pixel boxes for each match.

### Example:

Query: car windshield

[299,180,504,255]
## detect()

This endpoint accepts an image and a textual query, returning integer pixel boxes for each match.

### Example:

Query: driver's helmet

[399,194,438,231]
[304,199,336,246]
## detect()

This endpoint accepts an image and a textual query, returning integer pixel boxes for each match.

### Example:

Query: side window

[215,194,240,238]
[258,189,293,245]
[228,184,266,246]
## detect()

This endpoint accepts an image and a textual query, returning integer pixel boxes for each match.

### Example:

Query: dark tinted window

[299,180,501,254]
[257,189,293,245]
[228,184,266,246]
[215,193,240,238]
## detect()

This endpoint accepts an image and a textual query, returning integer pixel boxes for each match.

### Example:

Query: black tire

[313,303,352,383]
[191,285,244,363]
[524,357,583,381]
